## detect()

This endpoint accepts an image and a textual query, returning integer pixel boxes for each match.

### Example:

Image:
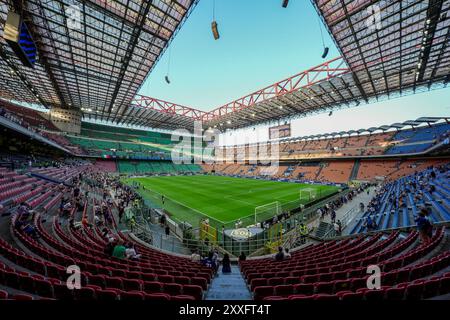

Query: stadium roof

[0,0,199,129]
[0,0,449,131]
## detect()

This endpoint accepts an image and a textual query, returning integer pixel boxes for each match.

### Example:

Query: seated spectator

[94,214,103,226]
[81,216,91,229]
[274,246,284,261]
[125,242,141,260]
[191,250,202,263]
[21,223,39,239]
[112,240,126,259]
[62,201,72,216]
[284,248,291,259]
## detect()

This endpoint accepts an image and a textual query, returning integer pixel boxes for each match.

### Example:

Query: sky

[139,0,450,133]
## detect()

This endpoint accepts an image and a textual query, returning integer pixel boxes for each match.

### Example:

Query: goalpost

[300,187,317,202]
[254,201,281,224]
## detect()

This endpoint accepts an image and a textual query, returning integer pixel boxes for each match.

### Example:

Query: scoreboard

[269,123,291,139]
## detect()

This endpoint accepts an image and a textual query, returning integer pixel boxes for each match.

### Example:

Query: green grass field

[124,175,338,228]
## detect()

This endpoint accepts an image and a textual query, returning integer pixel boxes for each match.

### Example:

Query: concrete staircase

[205,265,252,300]
[315,221,333,238]
[349,159,361,180]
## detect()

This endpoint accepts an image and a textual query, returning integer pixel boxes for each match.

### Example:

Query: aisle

[205,265,252,300]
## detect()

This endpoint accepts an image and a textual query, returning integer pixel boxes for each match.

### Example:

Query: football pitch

[124,175,339,228]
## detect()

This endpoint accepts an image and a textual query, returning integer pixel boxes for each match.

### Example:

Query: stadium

[0,0,449,305]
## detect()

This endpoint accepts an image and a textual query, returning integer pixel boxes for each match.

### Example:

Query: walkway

[309,187,376,233]
[205,265,252,300]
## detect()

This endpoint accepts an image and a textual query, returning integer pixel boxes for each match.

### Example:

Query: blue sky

[139,0,450,129]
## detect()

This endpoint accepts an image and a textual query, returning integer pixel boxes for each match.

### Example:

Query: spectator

[118,205,124,223]
[125,242,141,260]
[222,254,231,273]
[334,221,341,236]
[415,210,431,244]
[191,250,201,263]
[284,248,291,259]
[238,252,247,262]
[165,225,170,238]
[274,246,284,261]
[112,240,126,259]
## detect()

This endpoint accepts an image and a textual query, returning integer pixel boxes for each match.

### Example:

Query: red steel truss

[132,95,211,121]
[202,56,349,121]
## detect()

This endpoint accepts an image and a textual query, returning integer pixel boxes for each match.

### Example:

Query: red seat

[75,287,96,300]
[144,293,171,301]
[143,281,163,293]
[0,290,8,299]
[123,279,142,291]
[182,285,203,300]
[250,278,267,291]
[275,285,294,296]
[4,271,20,289]
[439,277,450,295]
[105,276,123,290]
[314,281,334,294]
[53,283,74,300]
[96,289,118,301]
[164,283,183,296]
[12,294,33,300]
[121,291,144,301]
[422,279,441,299]
[158,275,175,284]
[314,294,339,301]
[288,294,311,300]
[334,280,351,293]
[285,276,299,285]
[191,277,208,290]
[175,276,190,285]
[20,276,36,293]
[293,283,314,295]
[88,274,106,288]
[267,277,284,286]
[302,274,318,283]
[141,273,157,282]
[384,287,405,300]
[171,295,196,301]
[364,289,385,301]
[405,283,423,300]
[253,286,274,301]
[339,292,363,301]
[35,279,54,298]
[350,277,367,291]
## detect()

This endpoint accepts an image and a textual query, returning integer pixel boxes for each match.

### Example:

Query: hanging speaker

[322,47,329,59]
[165,76,171,84]
[282,0,289,8]
[211,21,220,40]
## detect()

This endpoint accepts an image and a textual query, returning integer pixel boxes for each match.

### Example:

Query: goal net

[254,201,281,224]
[300,188,317,202]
